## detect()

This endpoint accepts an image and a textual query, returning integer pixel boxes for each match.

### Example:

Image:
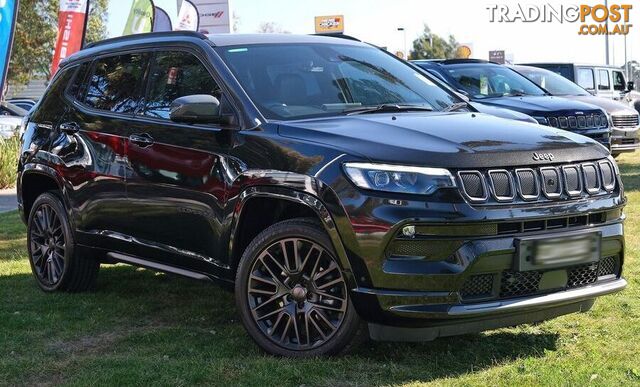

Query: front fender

[225,171,363,289]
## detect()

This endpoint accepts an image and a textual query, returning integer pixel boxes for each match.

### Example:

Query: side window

[67,62,90,100]
[144,51,221,119]
[598,69,610,90]
[84,53,148,113]
[576,68,595,90]
[612,71,626,91]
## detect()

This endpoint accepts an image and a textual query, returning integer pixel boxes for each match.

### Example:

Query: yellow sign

[315,15,344,34]
[456,45,472,59]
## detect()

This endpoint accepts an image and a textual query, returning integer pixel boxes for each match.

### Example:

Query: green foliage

[0,136,20,189]
[8,0,108,87]
[409,24,460,60]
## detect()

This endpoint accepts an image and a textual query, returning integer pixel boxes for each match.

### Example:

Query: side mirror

[170,94,222,124]
[627,81,635,92]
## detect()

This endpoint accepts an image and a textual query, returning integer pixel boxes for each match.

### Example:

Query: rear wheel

[235,219,360,357]
[27,192,99,292]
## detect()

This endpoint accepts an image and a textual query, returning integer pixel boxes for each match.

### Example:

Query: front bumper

[366,278,625,341]
[611,126,640,153]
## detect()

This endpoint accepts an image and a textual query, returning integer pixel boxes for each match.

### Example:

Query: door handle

[129,133,154,147]
[59,122,80,134]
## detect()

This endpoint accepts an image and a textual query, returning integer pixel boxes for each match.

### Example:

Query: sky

[104,0,638,67]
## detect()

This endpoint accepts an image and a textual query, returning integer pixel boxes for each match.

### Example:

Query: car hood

[563,95,639,116]
[468,102,537,123]
[472,95,603,116]
[278,112,609,168]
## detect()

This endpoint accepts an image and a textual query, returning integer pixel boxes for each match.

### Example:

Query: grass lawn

[1,154,639,387]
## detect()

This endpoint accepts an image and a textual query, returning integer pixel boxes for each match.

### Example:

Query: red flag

[50,0,89,77]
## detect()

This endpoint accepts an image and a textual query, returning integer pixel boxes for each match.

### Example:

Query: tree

[8,0,108,86]
[257,21,289,34]
[408,24,460,60]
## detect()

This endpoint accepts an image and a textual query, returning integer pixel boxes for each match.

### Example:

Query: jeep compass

[17,32,626,357]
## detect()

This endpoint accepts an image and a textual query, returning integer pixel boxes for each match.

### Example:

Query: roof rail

[440,58,494,65]
[309,33,361,42]
[85,31,207,49]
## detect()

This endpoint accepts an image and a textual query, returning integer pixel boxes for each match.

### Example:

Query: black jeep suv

[18,32,626,357]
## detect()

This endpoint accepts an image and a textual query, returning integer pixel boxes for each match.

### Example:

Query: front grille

[612,114,639,128]
[460,274,494,299]
[461,256,620,301]
[598,256,617,276]
[500,271,542,298]
[547,113,608,129]
[458,159,617,204]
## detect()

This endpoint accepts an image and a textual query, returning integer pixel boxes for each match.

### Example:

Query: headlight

[343,162,456,195]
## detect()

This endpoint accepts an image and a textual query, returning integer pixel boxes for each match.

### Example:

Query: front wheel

[235,219,360,357]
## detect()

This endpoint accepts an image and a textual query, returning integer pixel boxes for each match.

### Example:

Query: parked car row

[412,59,640,157]
[17,32,627,357]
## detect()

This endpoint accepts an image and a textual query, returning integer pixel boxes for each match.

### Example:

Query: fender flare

[19,163,70,221]
[228,184,357,288]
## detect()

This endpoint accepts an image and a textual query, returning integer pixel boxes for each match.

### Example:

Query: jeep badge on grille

[532,152,554,161]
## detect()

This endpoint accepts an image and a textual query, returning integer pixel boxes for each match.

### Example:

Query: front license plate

[516,232,600,271]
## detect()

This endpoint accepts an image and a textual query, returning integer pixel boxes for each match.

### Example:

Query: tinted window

[67,62,90,100]
[216,44,458,120]
[612,71,626,91]
[84,53,148,113]
[144,51,220,119]
[446,65,546,99]
[576,68,595,89]
[516,67,589,96]
[598,69,610,90]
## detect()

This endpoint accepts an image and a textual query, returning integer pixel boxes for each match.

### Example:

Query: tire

[235,218,360,357]
[27,192,99,292]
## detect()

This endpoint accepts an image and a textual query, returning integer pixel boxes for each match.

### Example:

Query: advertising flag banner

[190,0,231,34]
[153,6,172,31]
[123,0,154,35]
[51,0,89,77]
[175,0,198,31]
[0,0,19,99]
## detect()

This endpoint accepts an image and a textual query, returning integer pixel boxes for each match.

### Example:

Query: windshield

[446,65,547,99]
[215,43,458,120]
[516,67,590,96]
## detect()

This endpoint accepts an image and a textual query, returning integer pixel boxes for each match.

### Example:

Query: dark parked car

[7,98,38,111]
[514,65,640,156]
[412,59,612,148]
[18,32,626,357]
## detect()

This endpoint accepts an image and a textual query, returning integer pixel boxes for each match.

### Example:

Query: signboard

[51,0,89,77]
[191,0,231,34]
[489,50,506,64]
[456,43,473,59]
[314,15,344,34]
[0,0,19,99]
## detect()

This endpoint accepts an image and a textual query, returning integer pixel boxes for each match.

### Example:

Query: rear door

[596,68,614,99]
[123,48,234,275]
[48,53,149,250]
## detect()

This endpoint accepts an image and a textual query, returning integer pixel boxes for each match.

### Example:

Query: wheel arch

[228,185,356,287]
[19,164,67,222]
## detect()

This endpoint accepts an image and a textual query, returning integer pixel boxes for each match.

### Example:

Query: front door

[123,49,232,276]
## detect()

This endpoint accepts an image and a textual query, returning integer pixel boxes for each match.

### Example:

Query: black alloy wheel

[29,203,66,286]
[27,192,100,292]
[236,219,360,357]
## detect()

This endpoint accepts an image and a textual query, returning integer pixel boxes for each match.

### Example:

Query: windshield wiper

[345,104,433,115]
[442,102,470,112]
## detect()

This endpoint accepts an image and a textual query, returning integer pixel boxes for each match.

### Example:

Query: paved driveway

[0,188,17,213]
